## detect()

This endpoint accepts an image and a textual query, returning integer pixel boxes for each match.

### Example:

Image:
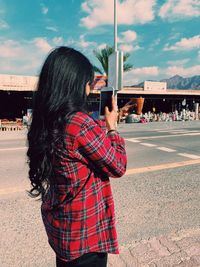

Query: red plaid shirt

[41,112,127,261]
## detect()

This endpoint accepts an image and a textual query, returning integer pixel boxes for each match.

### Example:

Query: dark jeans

[56,252,108,267]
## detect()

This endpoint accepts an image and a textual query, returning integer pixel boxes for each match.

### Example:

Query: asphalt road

[123,127,200,169]
[0,121,200,266]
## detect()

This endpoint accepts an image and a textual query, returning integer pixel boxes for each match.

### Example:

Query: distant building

[144,81,167,91]
[0,74,38,91]
[0,74,38,119]
[0,74,200,118]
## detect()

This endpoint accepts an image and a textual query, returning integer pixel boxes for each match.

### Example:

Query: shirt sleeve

[75,118,127,178]
[92,118,107,132]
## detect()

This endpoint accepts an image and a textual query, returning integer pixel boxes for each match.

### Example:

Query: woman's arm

[76,118,127,178]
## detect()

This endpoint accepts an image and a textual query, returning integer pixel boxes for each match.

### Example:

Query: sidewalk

[1,120,200,140]
[118,120,200,133]
[109,229,200,267]
[0,128,27,140]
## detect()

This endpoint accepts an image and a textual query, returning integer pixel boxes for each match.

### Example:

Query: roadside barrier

[0,119,24,131]
[0,126,23,131]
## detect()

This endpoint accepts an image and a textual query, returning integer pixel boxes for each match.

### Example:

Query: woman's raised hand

[105,95,118,131]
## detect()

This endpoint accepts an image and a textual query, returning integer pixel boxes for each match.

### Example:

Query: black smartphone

[99,87,114,118]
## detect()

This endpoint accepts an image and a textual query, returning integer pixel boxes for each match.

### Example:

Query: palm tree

[93,45,133,76]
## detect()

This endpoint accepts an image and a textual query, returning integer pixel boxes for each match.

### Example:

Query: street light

[114,0,118,98]
[108,1,123,113]
[112,0,123,92]
[114,0,117,52]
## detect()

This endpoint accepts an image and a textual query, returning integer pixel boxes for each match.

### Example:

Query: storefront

[117,87,200,113]
[0,74,37,119]
[0,74,200,119]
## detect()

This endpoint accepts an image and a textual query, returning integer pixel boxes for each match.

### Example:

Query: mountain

[133,75,200,89]
[161,75,200,89]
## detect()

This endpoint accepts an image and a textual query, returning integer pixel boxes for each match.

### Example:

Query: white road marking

[126,135,199,159]
[156,130,176,133]
[156,129,199,132]
[178,153,200,159]
[140,143,157,147]
[156,147,176,152]
[0,147,27,152]
[168,131,193,134]
[171,130,199,133]
[130,132,200,140]
[185,133,200,136]
[125,138,140,143]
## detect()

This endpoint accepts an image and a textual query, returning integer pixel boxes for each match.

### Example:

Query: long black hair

[27,47,94,198]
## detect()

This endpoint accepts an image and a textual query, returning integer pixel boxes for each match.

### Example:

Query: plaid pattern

[41,112,127,261]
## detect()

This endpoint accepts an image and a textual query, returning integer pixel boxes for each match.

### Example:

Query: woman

[27,47,127,267]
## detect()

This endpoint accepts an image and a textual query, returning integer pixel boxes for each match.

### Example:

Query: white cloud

[0,58,40,74]
[164,65,200,77]
[118,30,137,43]
[124,77,139,86]
[120,44,134,52]
[120,44,140,53]
[79,35,96,48]
[46,26,58,32]
[65,37,76,47]
[0,19,9,29]
[148,38,161,51]
[81,2,92,13]
[52,37,64,46]
[64,35,97,51]
[41,4,48,15]
[134,45,141,51]
[81,0,156,29]
[198,51,200,60]
[164,35,200,51]
[33,38,52,53]
[124,66,159,85]
[131,66,159,76]
[0,37,53,75]
[168,32,182,41]
[167,58,190,65]
[0,40,22,58]
[98,43,107,50]
[118,30,140,52]
[123,63,200,85]
[159,0,200,20]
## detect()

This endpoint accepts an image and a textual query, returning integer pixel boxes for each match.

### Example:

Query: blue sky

[0,0,199,85]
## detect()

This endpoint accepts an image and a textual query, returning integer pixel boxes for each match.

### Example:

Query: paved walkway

[108,229,200,267]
